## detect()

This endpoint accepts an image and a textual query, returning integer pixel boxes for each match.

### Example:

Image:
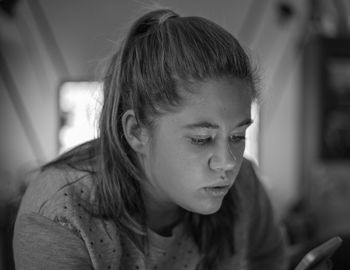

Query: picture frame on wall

[320,38,350,160]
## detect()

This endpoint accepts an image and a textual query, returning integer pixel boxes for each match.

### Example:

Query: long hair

[45,9,258,270]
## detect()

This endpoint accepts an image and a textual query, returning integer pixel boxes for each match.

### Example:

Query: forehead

[187,77,251,105]
[185,78,251,114]
[159,78,253,130]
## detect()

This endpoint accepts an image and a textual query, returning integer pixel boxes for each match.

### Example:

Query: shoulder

[17,164,97,220]
[14,165,123,270]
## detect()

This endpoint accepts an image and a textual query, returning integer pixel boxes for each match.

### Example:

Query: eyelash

[230,135,246,144]
[190,137,212,145]
[189,135,246,146]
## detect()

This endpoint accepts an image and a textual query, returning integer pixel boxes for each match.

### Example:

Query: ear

[122,110,150,155]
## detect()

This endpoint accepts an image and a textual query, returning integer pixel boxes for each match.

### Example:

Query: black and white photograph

[1,0,350,269]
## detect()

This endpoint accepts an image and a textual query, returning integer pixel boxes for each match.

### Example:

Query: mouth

[203,185,231,197]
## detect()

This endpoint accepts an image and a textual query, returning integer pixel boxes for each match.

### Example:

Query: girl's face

[141,78,253,215]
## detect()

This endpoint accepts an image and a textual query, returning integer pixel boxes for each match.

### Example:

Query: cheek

[237,143,246,157]
[230,140,246,156]
[151,141,206,187]
[228,143,246,173]
[161,147,199,175]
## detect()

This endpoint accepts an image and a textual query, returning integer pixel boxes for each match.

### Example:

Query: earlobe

[121,110,150,154]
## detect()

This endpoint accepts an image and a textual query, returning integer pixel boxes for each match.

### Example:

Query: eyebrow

[183,118,253,130]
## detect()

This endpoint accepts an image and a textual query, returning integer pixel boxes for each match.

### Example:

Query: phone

[294,236,343,270]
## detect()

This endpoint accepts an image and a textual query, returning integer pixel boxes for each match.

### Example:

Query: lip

[203,183,231,197]
[203,185,230,197]
[204,181,231,188]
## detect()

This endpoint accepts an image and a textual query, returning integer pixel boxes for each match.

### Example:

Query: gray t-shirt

[13,159,287,269]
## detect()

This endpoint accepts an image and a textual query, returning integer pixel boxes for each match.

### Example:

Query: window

[58,81,260,163]
[58,81,103,154]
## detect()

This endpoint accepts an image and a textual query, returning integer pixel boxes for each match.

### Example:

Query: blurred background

[0,0,350,269]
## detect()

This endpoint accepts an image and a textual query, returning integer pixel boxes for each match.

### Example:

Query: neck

[143,192,182,237]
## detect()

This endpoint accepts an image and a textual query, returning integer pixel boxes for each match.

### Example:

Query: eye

[230,135,246,144]
[189,136,213,146]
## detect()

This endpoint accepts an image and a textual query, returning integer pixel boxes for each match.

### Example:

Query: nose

[208,143,236,172]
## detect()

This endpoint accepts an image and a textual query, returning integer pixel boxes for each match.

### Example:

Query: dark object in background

[0,172,27,270]
[331,237,350,270]
[318,37,350,160]
[276,1,295,24]
[0,201,17,270]
[302,36,350,161]
[0,0,19,17]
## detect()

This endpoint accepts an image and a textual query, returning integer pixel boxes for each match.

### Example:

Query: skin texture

[128,78,253,234]
[130,78,337,269]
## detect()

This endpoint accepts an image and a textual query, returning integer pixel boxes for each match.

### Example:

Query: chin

[192,198,224,215]
[199,208,220,215]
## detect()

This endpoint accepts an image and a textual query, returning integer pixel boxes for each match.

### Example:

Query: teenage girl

[14,8,296,270]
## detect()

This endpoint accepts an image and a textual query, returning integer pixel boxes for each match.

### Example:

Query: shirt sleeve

[244,164,288,270]
[13,213,93,270]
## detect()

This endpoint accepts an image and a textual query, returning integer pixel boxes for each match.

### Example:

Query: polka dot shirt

[13,160,287,270]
